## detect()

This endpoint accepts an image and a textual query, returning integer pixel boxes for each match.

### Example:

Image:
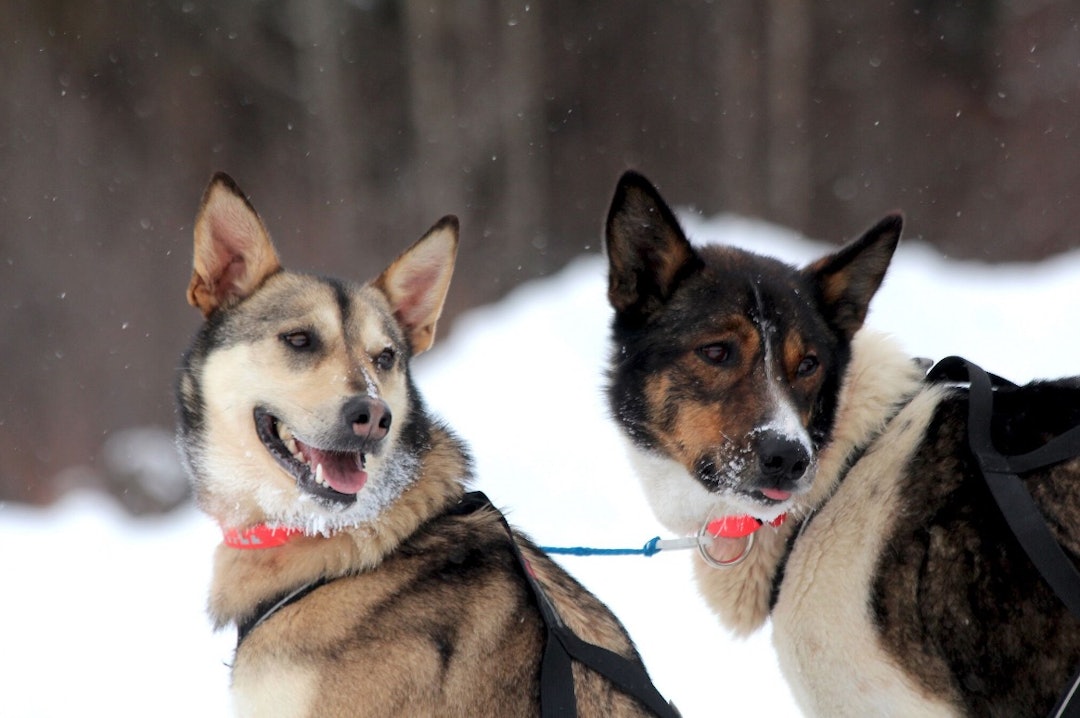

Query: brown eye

[374,347,396,371]
[796,354,819,377]
[697,342,735,366]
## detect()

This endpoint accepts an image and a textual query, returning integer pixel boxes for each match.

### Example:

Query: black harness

[771,357,1080,717]
[235,491,679,718]
[236,578,328,647]
[927,357,1080,718]
[452,492,680,718]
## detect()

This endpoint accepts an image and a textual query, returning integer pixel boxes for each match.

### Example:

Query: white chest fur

[770,386,958,717]
[231,659,318,718]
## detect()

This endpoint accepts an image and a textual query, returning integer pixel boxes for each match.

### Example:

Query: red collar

[222,524,305,549]
[706,513,786,539]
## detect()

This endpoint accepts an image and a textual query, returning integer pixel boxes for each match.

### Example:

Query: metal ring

[697,522,754,568]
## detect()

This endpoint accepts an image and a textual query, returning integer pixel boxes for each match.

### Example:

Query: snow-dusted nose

[755,430,810,488]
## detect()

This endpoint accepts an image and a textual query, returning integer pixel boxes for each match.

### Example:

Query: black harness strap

[928,357,1080,617]
[928,356,1080,718]
[232,493,678,717]
[236,577,328,648]
[454,491,680,718]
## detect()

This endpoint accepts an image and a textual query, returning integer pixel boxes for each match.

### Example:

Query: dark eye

[697,342,735,366]
[796,354,819,377]
[281,331,314,350]
[374,347,396,371]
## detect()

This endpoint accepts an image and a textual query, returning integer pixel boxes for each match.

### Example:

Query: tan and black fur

[177,173,662,717]
[604,171,1080,716]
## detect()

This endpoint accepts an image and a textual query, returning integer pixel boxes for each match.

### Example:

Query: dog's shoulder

[903,372,1080,494]
[231,503,548,715]
[235,501,656,716]
[871,372,1080,715]
[414,504,644,663]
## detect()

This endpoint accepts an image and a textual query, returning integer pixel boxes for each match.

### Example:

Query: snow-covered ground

[3,212,1079,717]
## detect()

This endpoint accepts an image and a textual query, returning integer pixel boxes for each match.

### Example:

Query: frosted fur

[686,330,961,714]
[692,330,929,634]
[206,444,468,630]
[620,306,812,532]
[279,450,421,536]
[753,284,813,458]
[187,304,421,536]
[627,445,788,532]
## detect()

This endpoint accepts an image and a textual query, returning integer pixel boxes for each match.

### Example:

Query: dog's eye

[796,354,819,377]
[281,331,314,350]
[697,343,735,366]
[374,347,396,371]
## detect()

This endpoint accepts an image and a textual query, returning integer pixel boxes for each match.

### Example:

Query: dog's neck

[799,330,929,515]
[207,424,472,630]
[694,329,929,634]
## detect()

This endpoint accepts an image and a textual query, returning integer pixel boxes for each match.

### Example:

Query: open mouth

[254,408,365,505]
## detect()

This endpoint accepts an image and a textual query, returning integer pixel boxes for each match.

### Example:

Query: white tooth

[285,437,299,457]
[278,422,293,442]
[315,463,325,486]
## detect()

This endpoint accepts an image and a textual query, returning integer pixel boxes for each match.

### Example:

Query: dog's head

[177,173,458,533]
[604,171,900,534]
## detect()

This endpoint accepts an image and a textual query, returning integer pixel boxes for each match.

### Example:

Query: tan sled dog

[177,173,673,717]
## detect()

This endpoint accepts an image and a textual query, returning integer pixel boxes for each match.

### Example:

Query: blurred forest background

[3,0,1080,511]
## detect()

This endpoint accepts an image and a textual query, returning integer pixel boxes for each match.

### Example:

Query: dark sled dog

[603,170,1080,717]
[177,173,670,717]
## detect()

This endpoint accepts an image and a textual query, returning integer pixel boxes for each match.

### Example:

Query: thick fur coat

[177,173,663,717]
[604,170,1080,717]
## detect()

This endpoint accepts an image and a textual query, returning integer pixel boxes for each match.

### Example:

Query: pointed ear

[187,173,282,317]
[605,171,701,323]
[373,216,458,355]
[804,213,902,339]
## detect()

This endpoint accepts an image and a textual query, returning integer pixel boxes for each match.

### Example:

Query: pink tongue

[305,446,367,495]
[761,488,792,502]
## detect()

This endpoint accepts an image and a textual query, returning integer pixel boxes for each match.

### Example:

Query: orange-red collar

[706,513,786,539]
[222,524,304,549]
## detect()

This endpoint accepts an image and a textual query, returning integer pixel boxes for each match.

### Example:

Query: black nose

[342,397,392,442]
[756,431,810,485]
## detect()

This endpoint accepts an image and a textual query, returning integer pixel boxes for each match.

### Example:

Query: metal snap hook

[697,519,755,568]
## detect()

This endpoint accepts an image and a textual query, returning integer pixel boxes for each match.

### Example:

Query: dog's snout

[343,397,392,441]
[756,432,810,485]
